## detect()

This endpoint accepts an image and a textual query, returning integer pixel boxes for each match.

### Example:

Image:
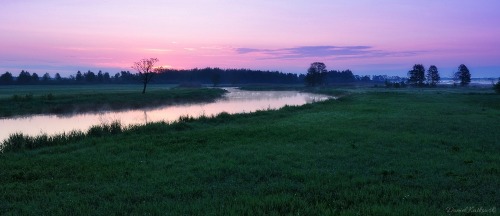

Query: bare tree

[132,58,160,94]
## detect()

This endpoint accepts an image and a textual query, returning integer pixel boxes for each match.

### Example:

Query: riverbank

[0,85,226,117]
[1,88,499,215]
[0,88,329,144]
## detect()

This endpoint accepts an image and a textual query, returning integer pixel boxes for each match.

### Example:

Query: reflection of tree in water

[143,110,149,124]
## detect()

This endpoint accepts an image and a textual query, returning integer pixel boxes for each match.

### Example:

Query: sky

[1,0,499,77]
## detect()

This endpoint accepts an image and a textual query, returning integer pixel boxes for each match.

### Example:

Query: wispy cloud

[235,46,425,60]
[59,47,116,51]
[200,46,226,50]
[144,48,173,52]
[236,48,269,54]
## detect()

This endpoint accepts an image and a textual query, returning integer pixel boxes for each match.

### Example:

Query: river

[0,88,332,141]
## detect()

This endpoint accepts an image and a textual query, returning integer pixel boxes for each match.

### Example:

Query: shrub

[171,122,192,131]
[0,125,109,153]
[384,81,406,88]
[494,80,500,94]
[177,115,195,123]
[10,94,34,101]
[11,94,21,101]
[1,133,29,152]
[43,93,55,100]
[24,93,33,100]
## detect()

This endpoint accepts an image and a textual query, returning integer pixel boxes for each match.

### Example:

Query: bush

[1,133,28,152]
[0,125,112,153]
[42,93,55,100]
[24,93,33,100]
[384,81,406,88]
[10,94,34,101]
[494,80,500,94]
[11,94,20,101]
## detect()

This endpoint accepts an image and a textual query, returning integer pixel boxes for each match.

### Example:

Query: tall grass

[87,121,123,136]
[1,111,239,153]
[1,122,125,153]
[1,131,85,152]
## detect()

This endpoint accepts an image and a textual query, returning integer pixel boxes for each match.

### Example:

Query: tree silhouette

[17,70,31,84]
[55,73,63,82]
[455,64,471,86]
[305,62,327,87]
[324,69,355,84]
[408,64,426,87]
[84,70,96,83]
[97,70,104,83]
[75,71,84,82]
[42,73,51,83]
[211,72,221,87]
[156,67,301,85]
[31,73,40,83]
[3,66,366,86]
[493,79,500,94]
[132,58,160,94]
[426,65,440,87]
[0,72,14,84]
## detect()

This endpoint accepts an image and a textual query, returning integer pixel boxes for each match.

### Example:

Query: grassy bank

[1,88,499,215]
[0,85,226,117]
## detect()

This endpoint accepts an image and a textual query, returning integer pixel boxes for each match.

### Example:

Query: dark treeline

[155,68,300,85]
[0,68,301,85]
[0,70,114,85]
[399,63,471,88]
[0,67,386,86]
[304,62,403,87]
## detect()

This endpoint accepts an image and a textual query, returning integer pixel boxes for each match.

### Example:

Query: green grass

[0,88,499,215]
[0,85,226,117]
[0,84,176,99]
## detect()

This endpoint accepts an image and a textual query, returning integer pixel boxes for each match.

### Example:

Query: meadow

[0,85,226,117]
[0,86,499,215]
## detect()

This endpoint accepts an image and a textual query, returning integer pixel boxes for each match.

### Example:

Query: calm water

[0,88,332,141]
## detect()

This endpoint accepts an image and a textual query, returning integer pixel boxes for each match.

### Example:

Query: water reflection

[0,88,332,141]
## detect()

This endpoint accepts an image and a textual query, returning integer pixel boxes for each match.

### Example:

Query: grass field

[0,85,226,117]
[0,84,177,98]
[0,87,499,215]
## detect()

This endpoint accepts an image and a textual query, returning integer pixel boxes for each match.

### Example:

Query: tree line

[0,68,301,85]
[304,62,474,88]
[0,67,372,86]
[304,62,401,87]
[0,63,475,87]
[405,64,471,87]
[0,70,115,85]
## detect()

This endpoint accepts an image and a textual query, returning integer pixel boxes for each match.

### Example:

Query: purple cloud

[235,45,424,60]
[235,48,270,54]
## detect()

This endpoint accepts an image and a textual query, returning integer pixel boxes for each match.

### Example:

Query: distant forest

[0,68,398,86]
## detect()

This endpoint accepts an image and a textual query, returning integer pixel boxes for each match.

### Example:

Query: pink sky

[1,0,499,77]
